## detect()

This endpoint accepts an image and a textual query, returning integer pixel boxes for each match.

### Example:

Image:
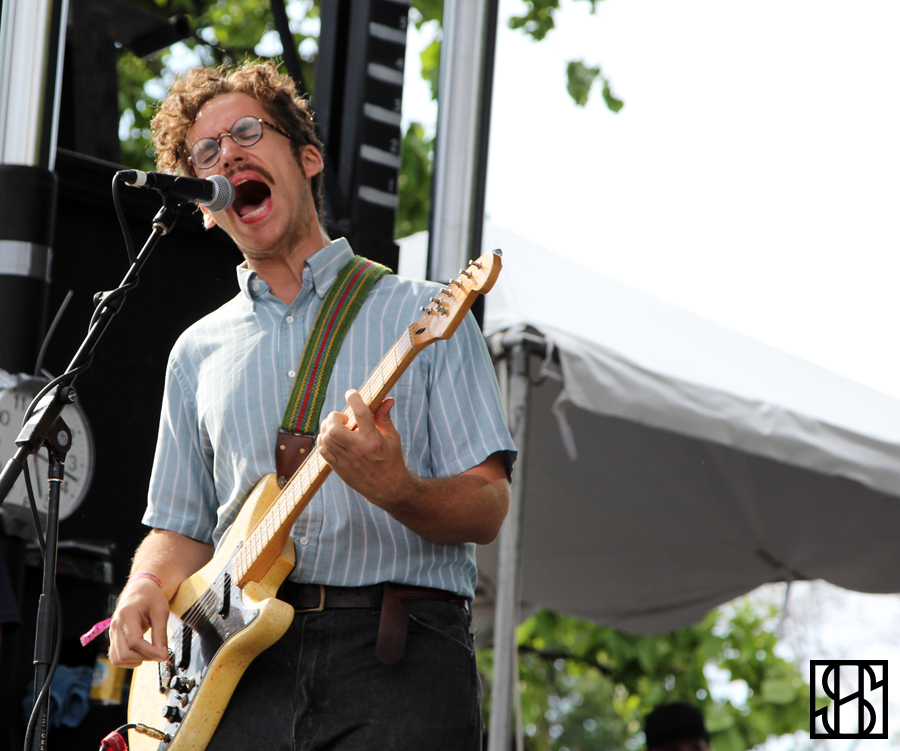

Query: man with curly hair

[107,61,515,751]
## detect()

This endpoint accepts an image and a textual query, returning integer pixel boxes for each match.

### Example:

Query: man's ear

[200,205,218,229]
[299,145,324,178]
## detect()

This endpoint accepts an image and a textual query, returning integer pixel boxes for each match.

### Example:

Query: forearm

[377,467,510,545]
[126,528,214,601]
[318,392,512,546]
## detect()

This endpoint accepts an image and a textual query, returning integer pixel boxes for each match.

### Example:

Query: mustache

[225,164,275,184]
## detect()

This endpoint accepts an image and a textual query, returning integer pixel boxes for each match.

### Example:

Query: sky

[404,0,900,402]
[403,2,900,747]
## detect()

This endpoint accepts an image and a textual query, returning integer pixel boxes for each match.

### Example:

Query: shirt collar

[235,238,354,304]
[305,238,353,300]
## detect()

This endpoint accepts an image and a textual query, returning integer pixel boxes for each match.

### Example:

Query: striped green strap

[280,255,391,436]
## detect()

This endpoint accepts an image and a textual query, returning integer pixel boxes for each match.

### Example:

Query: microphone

[119,170,234,213]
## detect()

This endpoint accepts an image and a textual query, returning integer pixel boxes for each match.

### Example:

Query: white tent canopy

[399,224,900,635]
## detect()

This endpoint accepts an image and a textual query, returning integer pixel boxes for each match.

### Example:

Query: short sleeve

[142,357,219,544]
[424,310,517,478]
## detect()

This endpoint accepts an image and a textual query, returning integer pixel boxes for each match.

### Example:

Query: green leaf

[704,703,736,733]
[412,0,442,26]
[602,80,625,113]
[508,0,559,42]
[566,59,601,107]
[396,122,433,240]
[760,678,798,705]
[419,37,442,101]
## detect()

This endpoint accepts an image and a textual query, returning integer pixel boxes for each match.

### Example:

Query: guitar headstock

[409,249,502,346]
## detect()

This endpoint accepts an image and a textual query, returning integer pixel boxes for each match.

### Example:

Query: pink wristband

[130,572,163,588]
[80,617,112,646]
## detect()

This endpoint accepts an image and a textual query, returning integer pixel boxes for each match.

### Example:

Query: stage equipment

[0,172,208,750]
[313,0,411,270]
[120,171,235,212]
[0,373,94,530]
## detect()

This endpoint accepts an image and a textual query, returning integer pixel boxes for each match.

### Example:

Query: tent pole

[488,341,530,751]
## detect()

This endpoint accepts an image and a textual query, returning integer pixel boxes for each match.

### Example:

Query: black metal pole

[27,442,65,751]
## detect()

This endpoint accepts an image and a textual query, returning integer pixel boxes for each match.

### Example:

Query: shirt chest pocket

[327,360,429,444]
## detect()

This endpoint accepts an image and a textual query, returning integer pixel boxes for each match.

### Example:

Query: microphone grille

[206,174,235,213]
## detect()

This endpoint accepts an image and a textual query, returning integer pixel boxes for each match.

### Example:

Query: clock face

[0,386,94,520]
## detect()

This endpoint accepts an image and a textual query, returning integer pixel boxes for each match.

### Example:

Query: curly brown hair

[151,60,326,224]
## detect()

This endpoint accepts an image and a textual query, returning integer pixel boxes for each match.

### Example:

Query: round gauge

[0,379,94,520]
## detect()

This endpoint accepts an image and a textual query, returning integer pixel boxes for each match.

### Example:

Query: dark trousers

[206,599,482,750]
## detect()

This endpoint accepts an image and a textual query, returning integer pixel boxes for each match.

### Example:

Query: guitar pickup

[177,623,192,670]
[218,573,231,617]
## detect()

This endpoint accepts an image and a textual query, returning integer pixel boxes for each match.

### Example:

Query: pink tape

[80,617,112,647]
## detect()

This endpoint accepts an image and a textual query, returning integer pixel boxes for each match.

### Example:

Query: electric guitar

[126,250,502,751]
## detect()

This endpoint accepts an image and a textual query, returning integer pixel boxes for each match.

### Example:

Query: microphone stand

[0,194,184,751]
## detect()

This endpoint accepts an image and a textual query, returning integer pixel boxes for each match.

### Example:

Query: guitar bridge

[158,650,175,693]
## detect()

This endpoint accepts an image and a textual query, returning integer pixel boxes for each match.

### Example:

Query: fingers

[345,390,374,432]
[108,589,170,668]
[373,396,395,427]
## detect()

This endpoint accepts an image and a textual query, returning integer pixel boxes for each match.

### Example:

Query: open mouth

[233,178,272,218]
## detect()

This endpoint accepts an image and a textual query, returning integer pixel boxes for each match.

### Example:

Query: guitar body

[127,474,296,751]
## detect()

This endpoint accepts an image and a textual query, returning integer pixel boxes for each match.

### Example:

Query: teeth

[241,199,269,219]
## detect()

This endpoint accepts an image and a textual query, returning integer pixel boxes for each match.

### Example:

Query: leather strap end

[276,430,315,487]
[375,583,410,665]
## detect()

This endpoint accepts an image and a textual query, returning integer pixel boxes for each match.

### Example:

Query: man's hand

[318,389,510,545]
[317,389,415,507]
[107,529,213,668]
[108,578,171,667]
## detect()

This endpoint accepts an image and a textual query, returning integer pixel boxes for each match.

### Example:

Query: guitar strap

[275,255,391,487]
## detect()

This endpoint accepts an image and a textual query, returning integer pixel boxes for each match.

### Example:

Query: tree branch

[518,644,615,678]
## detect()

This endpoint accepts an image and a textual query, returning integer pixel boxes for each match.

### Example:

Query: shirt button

[288,370,296,378]
[251,282,260,291]
[299,536,309,546]
[285,315,294,324]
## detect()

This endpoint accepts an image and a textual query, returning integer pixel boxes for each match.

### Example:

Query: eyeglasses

[188,115,291,170]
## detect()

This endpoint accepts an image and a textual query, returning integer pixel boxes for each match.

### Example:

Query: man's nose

[219,135,246,168]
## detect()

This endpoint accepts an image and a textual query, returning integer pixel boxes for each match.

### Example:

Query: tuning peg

[467,260,483,269]
[458,269,473,278]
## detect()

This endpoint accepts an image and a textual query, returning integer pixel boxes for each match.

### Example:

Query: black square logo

[811,660,888,739]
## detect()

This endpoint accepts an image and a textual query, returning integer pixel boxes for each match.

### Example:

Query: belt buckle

[295,583,326,613]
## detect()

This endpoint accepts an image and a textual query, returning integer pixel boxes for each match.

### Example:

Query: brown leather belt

[277,582,469,665]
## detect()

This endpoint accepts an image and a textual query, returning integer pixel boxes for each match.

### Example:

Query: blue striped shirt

[143,239,516,598]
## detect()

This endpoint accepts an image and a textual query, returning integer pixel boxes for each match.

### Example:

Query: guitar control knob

[162,704,183,724]
[169,676,196,693]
